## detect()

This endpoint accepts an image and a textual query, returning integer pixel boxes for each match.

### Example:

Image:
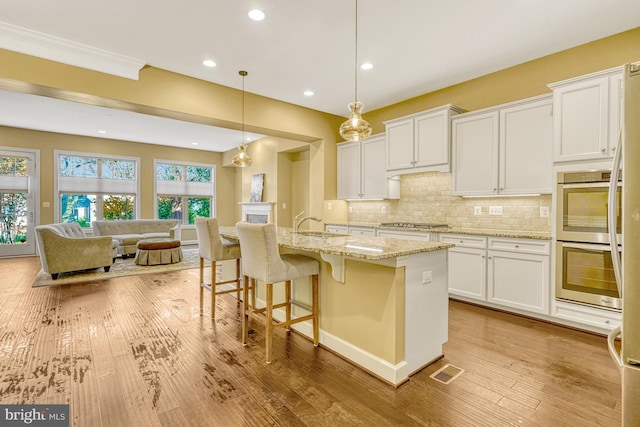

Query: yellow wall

[366,27,640,134]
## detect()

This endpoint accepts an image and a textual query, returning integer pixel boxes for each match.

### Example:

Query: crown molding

[0,22,145,80]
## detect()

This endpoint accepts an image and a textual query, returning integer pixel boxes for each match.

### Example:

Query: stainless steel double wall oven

[555,170,622,309]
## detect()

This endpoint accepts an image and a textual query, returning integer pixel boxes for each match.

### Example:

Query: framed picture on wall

[250,173,264,202]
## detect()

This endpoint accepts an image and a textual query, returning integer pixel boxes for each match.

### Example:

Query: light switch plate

[474,206,482,216]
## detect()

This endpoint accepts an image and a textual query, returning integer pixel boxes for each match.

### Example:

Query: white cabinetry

[548,66,623,163]
[440,234,487,300]
[337,134,399,200]
[441,234,550,315]
[385,104,464,176]
[451,95,552,196]
[487,238,550,315]
[377,229,431,241]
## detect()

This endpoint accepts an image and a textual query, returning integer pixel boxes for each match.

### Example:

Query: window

[55,151,139,227]
[0,156,28,244]
[155,161,215,225]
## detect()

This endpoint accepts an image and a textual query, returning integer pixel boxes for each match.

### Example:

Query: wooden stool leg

[210,261,217,319]
[199,257,204,316]
[242,275,250,346]
[312,274,319,347]
[266,283,273,364]
[285,280,292,332]
[235,258,241,300]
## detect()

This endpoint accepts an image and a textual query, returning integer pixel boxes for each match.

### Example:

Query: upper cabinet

[384,104,465,176]
[337,134,400,200]
[548,66,623,163]
[451,95,553,196]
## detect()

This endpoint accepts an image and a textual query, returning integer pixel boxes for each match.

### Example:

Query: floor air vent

[430,364,464,385]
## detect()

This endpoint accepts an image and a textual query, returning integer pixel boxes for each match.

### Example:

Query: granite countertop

[326,222,551,241]
[219,226,453,261]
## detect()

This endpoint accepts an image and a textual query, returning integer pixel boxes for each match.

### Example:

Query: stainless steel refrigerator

[608,61,640,425]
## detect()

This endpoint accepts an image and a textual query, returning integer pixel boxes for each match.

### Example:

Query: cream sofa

[35,223,117,280]
[92,219,180,257]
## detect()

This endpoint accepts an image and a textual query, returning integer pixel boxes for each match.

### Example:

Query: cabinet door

[609,72,623,157]
[487,250,549,314]
[499,98,553,194]
[386,118,414,171]
[414,110,449,168]
[451,111,499,196]
[361,135,387,199]
[337,141,362,200]
[553,76,609,162]
[447,247,486,300]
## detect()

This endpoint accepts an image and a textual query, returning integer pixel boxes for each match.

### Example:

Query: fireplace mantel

[241,202,274,224]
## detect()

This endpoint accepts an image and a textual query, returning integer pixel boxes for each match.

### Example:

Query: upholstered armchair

[35,223,117,280]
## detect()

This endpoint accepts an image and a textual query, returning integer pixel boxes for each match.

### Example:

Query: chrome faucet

[294,211,322,231]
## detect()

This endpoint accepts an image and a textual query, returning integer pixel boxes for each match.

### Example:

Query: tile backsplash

[348,172,551,232]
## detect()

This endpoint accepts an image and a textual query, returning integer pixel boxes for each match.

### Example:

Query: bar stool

[235,222,319,364]
[194,217,242,319]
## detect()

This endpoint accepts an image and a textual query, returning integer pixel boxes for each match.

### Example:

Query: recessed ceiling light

[192,142,199,146]
[202,59,216,67]
[248,9,265,21]
[360,62,374,70]
[245,136,252,142]
[304,90,314,96]
[97,130,106,134]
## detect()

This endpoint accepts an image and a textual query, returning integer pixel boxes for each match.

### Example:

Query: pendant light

[339,0,372,142]
[232,70,253,167]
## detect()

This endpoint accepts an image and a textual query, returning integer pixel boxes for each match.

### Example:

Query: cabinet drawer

[553,301,620,331]
[378,230,430,241]
[440,234,487,249]
[348,226,376,236]
[488,237,550,255]
[326,225,349,234]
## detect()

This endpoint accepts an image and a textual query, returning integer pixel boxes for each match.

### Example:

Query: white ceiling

[1,0,640,150]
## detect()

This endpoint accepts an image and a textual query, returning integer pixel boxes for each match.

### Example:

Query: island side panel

[403,250,449,376]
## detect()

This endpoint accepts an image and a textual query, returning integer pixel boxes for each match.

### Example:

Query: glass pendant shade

[233,70,252,167]
[232,143,252,167]
[339,101,372,142]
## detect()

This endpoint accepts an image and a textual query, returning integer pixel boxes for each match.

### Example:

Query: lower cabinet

[487,249,549,314]
[441,233,550,316]
[377,229,431,241]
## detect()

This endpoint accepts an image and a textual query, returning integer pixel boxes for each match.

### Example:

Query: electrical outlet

[540,206,549,217]
[489,206,503,216]
[327,202,332,210]
[349,206,353,213]
[474,206,482,216]
[381,206,386,214]
[422,271,432,284]
[282,202,287,209]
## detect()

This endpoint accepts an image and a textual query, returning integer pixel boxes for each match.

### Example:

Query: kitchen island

[219,226,453,386]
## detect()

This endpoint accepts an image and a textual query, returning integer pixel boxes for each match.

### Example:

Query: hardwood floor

[0,256,621,426]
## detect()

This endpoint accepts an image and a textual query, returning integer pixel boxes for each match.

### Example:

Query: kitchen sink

[294,231,349,238]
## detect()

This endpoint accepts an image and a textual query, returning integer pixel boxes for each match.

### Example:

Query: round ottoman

[135,238,183,266]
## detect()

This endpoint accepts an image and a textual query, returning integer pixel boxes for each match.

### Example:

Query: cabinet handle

[612,146,617,151]
[515,245,519,248]
[459,240,464,243]
[488,256,492,260]
[493,188,497,192]
[499,187,504,191]
[605,319,610,324]
[601,148,607,153]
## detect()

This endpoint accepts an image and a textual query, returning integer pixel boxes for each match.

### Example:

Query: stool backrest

[195,217,224,261]
[235,222,286,283]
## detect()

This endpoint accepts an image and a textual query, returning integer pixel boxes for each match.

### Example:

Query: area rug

[32,248,201,287]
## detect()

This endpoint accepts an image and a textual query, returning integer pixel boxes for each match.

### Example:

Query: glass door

[0,149,37,257]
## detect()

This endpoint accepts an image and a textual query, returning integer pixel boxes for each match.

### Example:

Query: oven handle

[608,128,623,296]
[560,182,621,189]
